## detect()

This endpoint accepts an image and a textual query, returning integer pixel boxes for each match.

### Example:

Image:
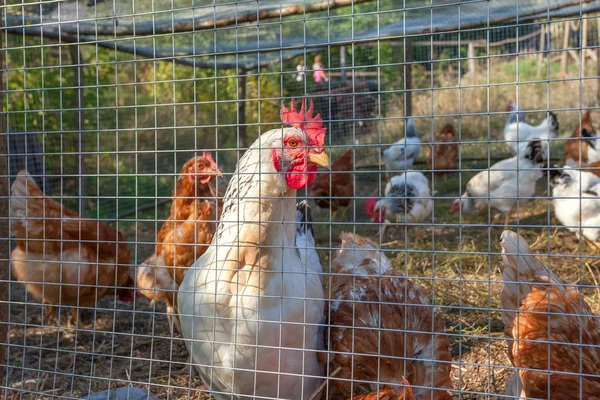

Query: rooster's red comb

[280,99,326,146]
[365,196,378,219]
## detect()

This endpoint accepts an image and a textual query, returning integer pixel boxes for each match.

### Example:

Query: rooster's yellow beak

[309,152,331,169]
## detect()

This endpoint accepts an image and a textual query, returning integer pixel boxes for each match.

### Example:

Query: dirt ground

[6,167,600,400]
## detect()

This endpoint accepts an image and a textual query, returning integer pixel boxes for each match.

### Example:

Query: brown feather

[325,233,452,400]
[309,149,354,212]
[9,171,133,322]
[426,124,458,171]
[137,155,223,323]
[564,109,596,166]
[500,231,600,399]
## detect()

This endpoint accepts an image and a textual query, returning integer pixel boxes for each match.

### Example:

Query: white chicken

[382,117,421,172]
[550,166,600,247]
[178,100,330,400]
[503,102,559,156]
[450,140,546,226]
[365,171,433,237]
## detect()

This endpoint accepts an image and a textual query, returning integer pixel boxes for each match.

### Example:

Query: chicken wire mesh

[2,0,600,399]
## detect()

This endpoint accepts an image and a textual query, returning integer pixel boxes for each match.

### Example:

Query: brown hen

[320,232,452,400]
[136,153,223,334]
[309,149,354,219]
[426,124,458,172]
[564,109,598,167]
[10,171,134,327]
[500,230,600,399]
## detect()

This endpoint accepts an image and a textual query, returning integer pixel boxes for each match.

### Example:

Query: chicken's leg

[42,304,56,326]
[378,222,389,239]
[504,214,511,229]
[331,209,338,220]
[70,308,82,328]
[173,353,198,378]
[339,205,349,220]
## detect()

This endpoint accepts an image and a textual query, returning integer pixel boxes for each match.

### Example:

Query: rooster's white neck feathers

[215,127,304,252]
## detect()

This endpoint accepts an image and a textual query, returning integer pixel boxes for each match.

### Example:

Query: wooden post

[467,41,476,76]
[69,45,86,215]
[0,0,8,389]
[597,14,600,104]
[404,38,413,117]
[582,18,588,77]
[340,45,347,85]
[561,20,570,79]
[536,24,546,78]
[238,68,247,149]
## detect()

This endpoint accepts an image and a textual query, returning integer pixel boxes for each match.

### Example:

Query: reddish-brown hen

[10,171,134,327]
[500,230,600,399]
[320,232,452,400]
[564,109,599,167]
[136,153,223,333]
[426,124,458,172]
[309,149,354,219]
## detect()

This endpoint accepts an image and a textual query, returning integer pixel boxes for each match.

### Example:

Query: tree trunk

[582,18,588,77]
[536,24,545,78]
[404,38,413,117]
[237,69,247,150]
[69,45,86,215]
[467,41,476,76]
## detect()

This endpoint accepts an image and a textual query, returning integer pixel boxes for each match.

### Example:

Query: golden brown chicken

[10,171,134,327]
[309,149,354,219]
[426,123,458,173]
[500,230,600,399]
[136,153,222,334]
[319,232,452,400]
[564,109,599,167]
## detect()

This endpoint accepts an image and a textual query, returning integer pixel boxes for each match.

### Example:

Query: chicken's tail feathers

[499,231,564,327]
[405,117,418,138]
[523,139,547,166]
[296,200,314,238]
[500,230,554,288]
[9,170,45,233]
[505,102,526,126]
[547,111,560,133]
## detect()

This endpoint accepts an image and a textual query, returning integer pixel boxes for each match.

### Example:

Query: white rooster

[503,102,559,155]
[178,100,330,400]
[365,171,433,237]
[550,166,600,247]
[450,140,546,226]
[382,117,421,172]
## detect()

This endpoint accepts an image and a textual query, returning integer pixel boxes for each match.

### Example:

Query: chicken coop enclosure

[2,0,600,399]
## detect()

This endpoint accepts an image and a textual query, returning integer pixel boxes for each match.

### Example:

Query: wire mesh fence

[2,0,600,399]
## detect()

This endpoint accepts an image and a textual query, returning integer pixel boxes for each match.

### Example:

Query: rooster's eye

[287,138,299,147]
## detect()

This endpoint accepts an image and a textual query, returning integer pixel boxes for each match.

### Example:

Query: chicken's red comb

[280,99,326,146]
[365,196,378,219]
[202,151,216,165]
